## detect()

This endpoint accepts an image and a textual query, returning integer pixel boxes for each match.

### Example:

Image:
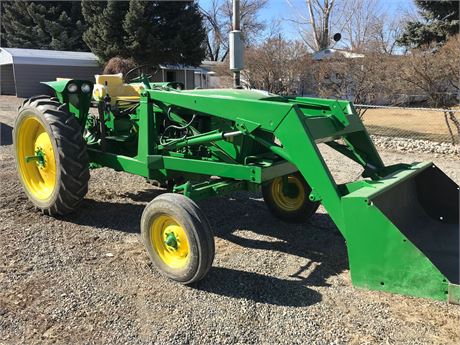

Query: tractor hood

[181,88,287,102]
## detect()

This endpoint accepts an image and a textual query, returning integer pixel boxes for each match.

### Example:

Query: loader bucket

[342,162,459,303]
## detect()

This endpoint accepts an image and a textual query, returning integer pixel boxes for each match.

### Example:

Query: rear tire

[262,172,319,223]
[13,96,89,215]
[141,193,215,284]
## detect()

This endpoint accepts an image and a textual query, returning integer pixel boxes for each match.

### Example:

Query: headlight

[67,83,78,93]
[81,83,91,94]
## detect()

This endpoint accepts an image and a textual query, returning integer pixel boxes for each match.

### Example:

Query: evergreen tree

[1,1,87,51]
[151,1,207,66]
[398,0,459,48]
[82,0,129,61]
[82,0,206,66]
[0,2,7,47]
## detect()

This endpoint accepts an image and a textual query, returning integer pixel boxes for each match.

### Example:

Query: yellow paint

[93,74,144,104]
[16,116,57,201]
[151,215,190,269]
[271,175,305,211]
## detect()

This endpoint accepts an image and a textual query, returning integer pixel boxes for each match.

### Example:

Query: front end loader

[13,72,459,303]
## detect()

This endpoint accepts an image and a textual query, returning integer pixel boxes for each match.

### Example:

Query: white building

[0,47,214,97]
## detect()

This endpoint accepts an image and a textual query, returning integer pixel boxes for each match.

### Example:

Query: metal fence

[355,104,460,145]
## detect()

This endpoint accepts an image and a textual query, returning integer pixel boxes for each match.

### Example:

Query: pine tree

[0,2,9,47]
[398,0,459,48]
[151,1,207,66]
[82,0,129,62]
[83,0,206,66]
[1,1,87,51]
[122,0,160,63]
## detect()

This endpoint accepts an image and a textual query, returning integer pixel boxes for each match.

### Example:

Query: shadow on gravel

[66,189,347,303]
[66,199,146,233]
[120,189,165,202]
[65,188,165,232]
[195,267,322,307]
[199,193,348,289]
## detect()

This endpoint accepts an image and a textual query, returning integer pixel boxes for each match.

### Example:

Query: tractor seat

[93,73,144,105]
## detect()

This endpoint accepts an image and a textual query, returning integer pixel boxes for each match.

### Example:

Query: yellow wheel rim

[16,116,57,201]
[271,175,305,212]
[151,215,190,269]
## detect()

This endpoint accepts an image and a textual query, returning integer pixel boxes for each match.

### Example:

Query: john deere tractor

[13,71,459,302]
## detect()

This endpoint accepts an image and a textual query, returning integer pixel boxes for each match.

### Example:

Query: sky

[199,0,417,40]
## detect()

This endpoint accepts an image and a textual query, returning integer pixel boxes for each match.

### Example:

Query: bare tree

[200,0,267,62]
[340,0,380,52]
[286,0,337,51]
[441,35,460,95]
[287,0,403,53]
[340,0,405,54]
[241,34,312,95]
[395,35,460,143]
[305,0,335,50]
[398,36,459,107]
[200,0,224,62]
[369,15,404,54]
[287,0,372,51]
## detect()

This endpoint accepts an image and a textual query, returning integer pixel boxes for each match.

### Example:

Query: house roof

[313,48,365,61]
[0,48,213,73]
[0,47,99,67]
[158,64,210,74]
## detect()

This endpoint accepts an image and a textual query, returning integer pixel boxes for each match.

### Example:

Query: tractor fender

[41,79,94,98]
[41,79,72,94]
[40,79,94,127]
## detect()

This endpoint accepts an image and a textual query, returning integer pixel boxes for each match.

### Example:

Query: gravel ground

[1,141,459,345]
[371,135,459,156]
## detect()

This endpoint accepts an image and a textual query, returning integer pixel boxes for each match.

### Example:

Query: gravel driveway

[1,94,460,344]
[1,142,459,345]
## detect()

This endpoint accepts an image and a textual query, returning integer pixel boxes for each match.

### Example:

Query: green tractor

[13,70,459,302]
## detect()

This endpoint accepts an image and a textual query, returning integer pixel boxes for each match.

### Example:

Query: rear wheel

[262,172,319,223]
[141,193,215,284]
[13,96,89,215]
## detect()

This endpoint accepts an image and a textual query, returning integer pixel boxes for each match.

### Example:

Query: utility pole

[230,0,243,88]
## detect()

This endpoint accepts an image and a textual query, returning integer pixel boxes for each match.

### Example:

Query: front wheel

[262,172,319,223]
[141,193,215,284]
[13,96,89,215]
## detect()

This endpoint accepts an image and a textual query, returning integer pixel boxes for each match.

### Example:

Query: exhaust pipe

[230,0,243,88]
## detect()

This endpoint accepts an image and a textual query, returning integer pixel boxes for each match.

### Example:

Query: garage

[0,47,101,98]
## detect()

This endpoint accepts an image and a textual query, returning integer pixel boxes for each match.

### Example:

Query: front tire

[141,193,215,284]
[262,172,319,223]
[13,96,89,215]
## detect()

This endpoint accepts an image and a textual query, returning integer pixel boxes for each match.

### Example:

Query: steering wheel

[124,64,159,84]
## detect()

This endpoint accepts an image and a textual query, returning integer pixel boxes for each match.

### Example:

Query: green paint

[165,232,178,250]
[42,79,93,131]
[34,79,459,303]
[448,284,460,304]
[25,147,46,168]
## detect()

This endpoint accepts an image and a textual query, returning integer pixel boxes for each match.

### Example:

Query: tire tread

[15,96,89,215]
[141,193,215,284]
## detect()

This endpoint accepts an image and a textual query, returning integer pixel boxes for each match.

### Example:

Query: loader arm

[274,105,459,302]
[143,89,459,302]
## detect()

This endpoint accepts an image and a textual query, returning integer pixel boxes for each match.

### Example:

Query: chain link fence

[355,104,460,145]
